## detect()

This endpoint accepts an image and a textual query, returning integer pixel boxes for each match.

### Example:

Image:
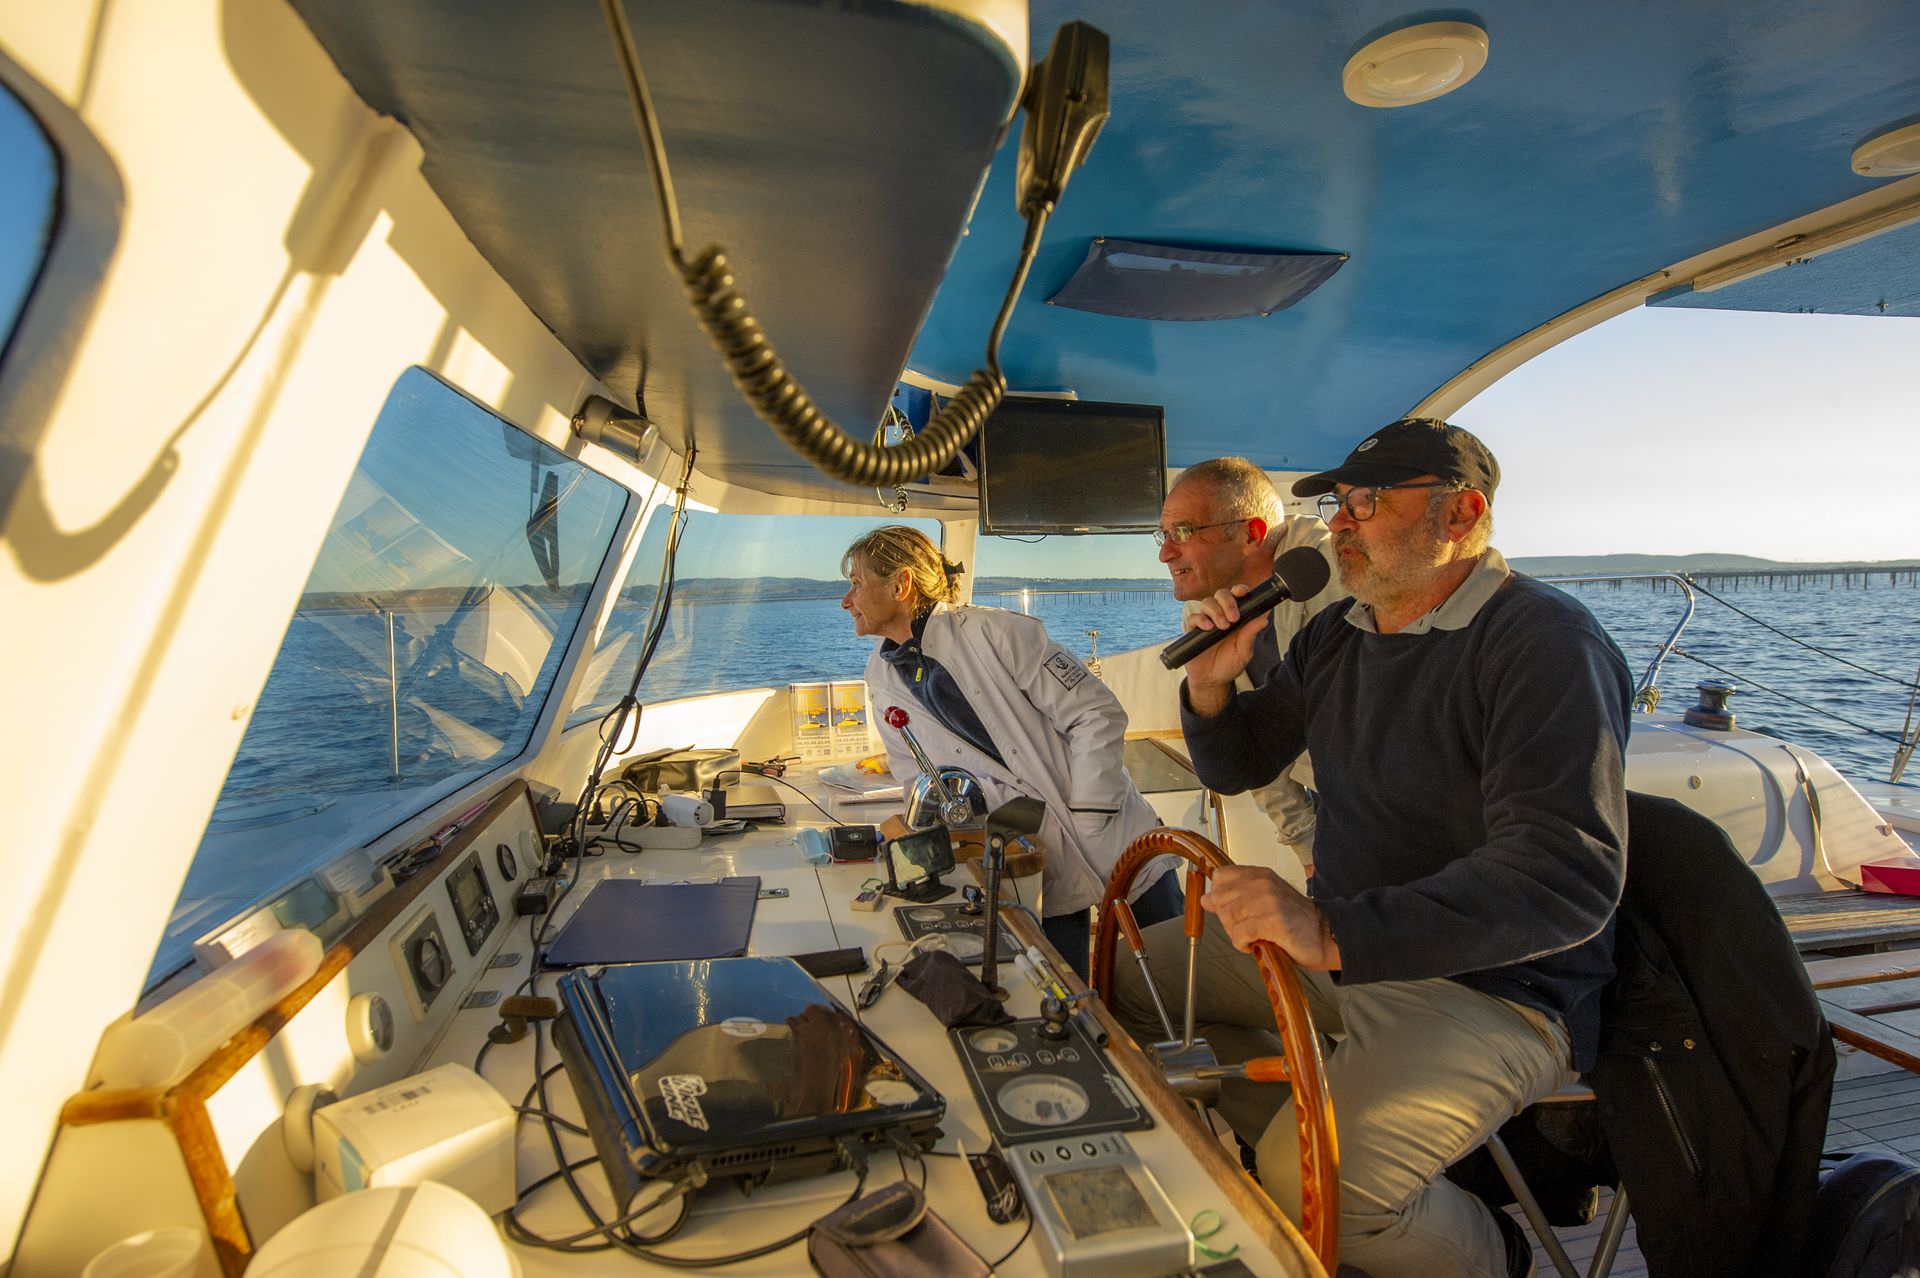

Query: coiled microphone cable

[598,0,1051,488]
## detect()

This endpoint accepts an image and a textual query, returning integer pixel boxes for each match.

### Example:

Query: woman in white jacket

[841,527,1179,977]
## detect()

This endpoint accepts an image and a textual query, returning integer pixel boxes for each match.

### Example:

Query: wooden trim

[59,780,534,1276]
[57,1086,166,1125]
[169,1096,247,1276]
[1207,788,1231,858]
[1804,951,1920,991]
[1825,1003,1920,1075]
[1143,736,1194,764]
[1006,906,1328,1277]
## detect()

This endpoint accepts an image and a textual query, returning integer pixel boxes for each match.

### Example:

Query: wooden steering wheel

[1090,828,1340,1270]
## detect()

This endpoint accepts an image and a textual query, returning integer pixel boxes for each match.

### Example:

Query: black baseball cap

[1291,418,1500,501]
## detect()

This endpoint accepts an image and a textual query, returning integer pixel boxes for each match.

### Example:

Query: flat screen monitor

[979,397,1166,535]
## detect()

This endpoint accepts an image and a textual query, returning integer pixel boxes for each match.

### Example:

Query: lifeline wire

[1672,648,1905,744]
[1688,578,1919,690]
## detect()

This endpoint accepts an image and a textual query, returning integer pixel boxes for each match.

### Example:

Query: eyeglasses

[1315,482,1455,523]
[1152,519,1246,547]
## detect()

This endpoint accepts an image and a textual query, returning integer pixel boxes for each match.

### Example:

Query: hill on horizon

[1505,552,1920,576]
[646,554,1920,598]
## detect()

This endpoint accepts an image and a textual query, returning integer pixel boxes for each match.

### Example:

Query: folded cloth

[895,950,1012,1028]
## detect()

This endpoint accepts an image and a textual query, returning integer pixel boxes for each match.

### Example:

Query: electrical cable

[715,767,841,825]
[508,1177,693,1251]
[514,1105,589,1137]
[609,1166,869,1269]
[564,447,696,874]
[596,0,1059,487]
[986,1213,1035,1273]
[874,403,913,513]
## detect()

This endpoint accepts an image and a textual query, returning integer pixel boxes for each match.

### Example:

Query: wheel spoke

[1092,828,1341,1272]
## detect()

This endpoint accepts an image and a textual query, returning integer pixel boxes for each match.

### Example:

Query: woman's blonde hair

[841,526,964,613]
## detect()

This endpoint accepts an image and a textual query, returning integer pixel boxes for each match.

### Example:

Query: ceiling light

[1853,122,1920,178]
[1343,21,1489,109]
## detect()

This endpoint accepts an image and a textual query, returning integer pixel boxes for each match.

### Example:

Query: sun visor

[1045,238,1347,321]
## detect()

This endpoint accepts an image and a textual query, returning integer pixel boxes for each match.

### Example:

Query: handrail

[1538,573,1697,712]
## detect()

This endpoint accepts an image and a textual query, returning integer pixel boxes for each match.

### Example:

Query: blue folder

[541,877,761,967]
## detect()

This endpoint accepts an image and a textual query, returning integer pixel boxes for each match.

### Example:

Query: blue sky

[1456,307,1920,562]
[643,304,1920,582]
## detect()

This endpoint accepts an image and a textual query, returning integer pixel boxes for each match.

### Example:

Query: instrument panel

[949,1017,1152,1147]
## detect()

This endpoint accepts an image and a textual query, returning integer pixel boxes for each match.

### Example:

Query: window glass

[0,82,57,353]
[569,511,943,721]
[970,532,1172,667]
[150,369,628,984]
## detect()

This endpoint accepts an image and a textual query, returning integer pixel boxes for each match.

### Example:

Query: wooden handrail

[58,780,533,1276]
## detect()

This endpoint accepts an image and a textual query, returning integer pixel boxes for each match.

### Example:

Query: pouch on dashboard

[895,950,1013,1029]
[806,1181,988,1278]
[620,747,740,793]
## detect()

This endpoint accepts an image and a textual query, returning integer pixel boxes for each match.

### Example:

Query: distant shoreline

[297,554,1920,610]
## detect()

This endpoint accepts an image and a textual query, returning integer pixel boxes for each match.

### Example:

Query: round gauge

[413,935,449,992]
[865,1079,920,1108]
[346,993,394,1062]
[942,933,984,960]
[907,908,947,923]
[496,841,518,881]
[996,1076,1091,1127]
[968,1027,1020,1054]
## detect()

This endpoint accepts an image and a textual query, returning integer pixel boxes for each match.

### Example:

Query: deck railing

[1538,573,1697,712]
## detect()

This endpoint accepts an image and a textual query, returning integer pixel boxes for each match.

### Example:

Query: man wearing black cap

[1113,419,1630,1278]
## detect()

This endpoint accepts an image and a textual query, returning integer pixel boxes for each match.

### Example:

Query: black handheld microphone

[1158,545,1332,670]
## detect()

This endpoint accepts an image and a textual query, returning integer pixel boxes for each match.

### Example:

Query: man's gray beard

[1335,525,1450,608]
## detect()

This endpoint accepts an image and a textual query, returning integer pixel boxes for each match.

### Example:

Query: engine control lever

[884,706,976,828]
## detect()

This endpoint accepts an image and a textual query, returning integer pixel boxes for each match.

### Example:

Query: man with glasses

[1155,458,1343,872]
[1115,419,1630,1278]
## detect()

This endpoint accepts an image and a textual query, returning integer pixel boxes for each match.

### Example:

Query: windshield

[569,510,944,721]
[149,368,628,985]
[0,79,57,352]
[971,531,1172,666]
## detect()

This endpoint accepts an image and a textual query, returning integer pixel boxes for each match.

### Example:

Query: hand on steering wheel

[1090,829,1340,1271]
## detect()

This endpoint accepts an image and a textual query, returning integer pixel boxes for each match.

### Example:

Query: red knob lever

[885,706,910,729]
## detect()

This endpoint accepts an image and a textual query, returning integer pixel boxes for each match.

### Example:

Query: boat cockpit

[4,1,1920,1274]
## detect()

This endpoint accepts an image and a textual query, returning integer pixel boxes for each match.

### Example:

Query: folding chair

[1488,1085,1631,1278]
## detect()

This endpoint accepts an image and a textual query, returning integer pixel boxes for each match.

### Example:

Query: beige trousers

[1110,916,1572,1278]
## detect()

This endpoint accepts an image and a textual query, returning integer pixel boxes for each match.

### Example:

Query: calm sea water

[635,575,1920,788]
[225,574,1920,819]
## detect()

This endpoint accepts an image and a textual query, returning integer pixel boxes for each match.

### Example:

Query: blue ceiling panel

[908,1,1920,471]
[1651,218,1920,317]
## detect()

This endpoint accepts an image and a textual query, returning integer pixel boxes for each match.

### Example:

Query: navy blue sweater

[1181,574,1630,1068]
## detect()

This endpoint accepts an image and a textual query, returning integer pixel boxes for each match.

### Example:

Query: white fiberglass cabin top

[3,1,1919,1274]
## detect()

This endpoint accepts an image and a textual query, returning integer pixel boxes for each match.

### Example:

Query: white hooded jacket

[864,603,1168,916]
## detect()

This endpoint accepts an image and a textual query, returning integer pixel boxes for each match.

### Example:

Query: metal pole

[979,833,1007,998]
[387,609,401,782]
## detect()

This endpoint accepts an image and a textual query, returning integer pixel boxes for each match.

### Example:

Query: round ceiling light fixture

[1343,21,1489,109]
[1852,122,1920,178]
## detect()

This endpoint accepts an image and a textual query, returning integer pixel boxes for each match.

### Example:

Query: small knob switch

[1039,996,1071,1041]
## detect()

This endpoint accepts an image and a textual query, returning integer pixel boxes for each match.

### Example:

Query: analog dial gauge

[968,1027,1020,1054]
[996,1076,1091,1126]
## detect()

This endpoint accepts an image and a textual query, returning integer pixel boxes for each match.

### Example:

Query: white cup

[82,1227,213,1278]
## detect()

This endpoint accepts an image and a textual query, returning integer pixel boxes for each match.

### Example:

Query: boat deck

[1513,1038,1918,1277]
[1777,888,1920,953]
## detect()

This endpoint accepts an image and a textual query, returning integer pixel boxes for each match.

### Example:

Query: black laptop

[553,956,945,1210]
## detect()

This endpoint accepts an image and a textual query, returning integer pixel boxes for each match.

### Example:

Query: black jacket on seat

[1590,792,1835,1278]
